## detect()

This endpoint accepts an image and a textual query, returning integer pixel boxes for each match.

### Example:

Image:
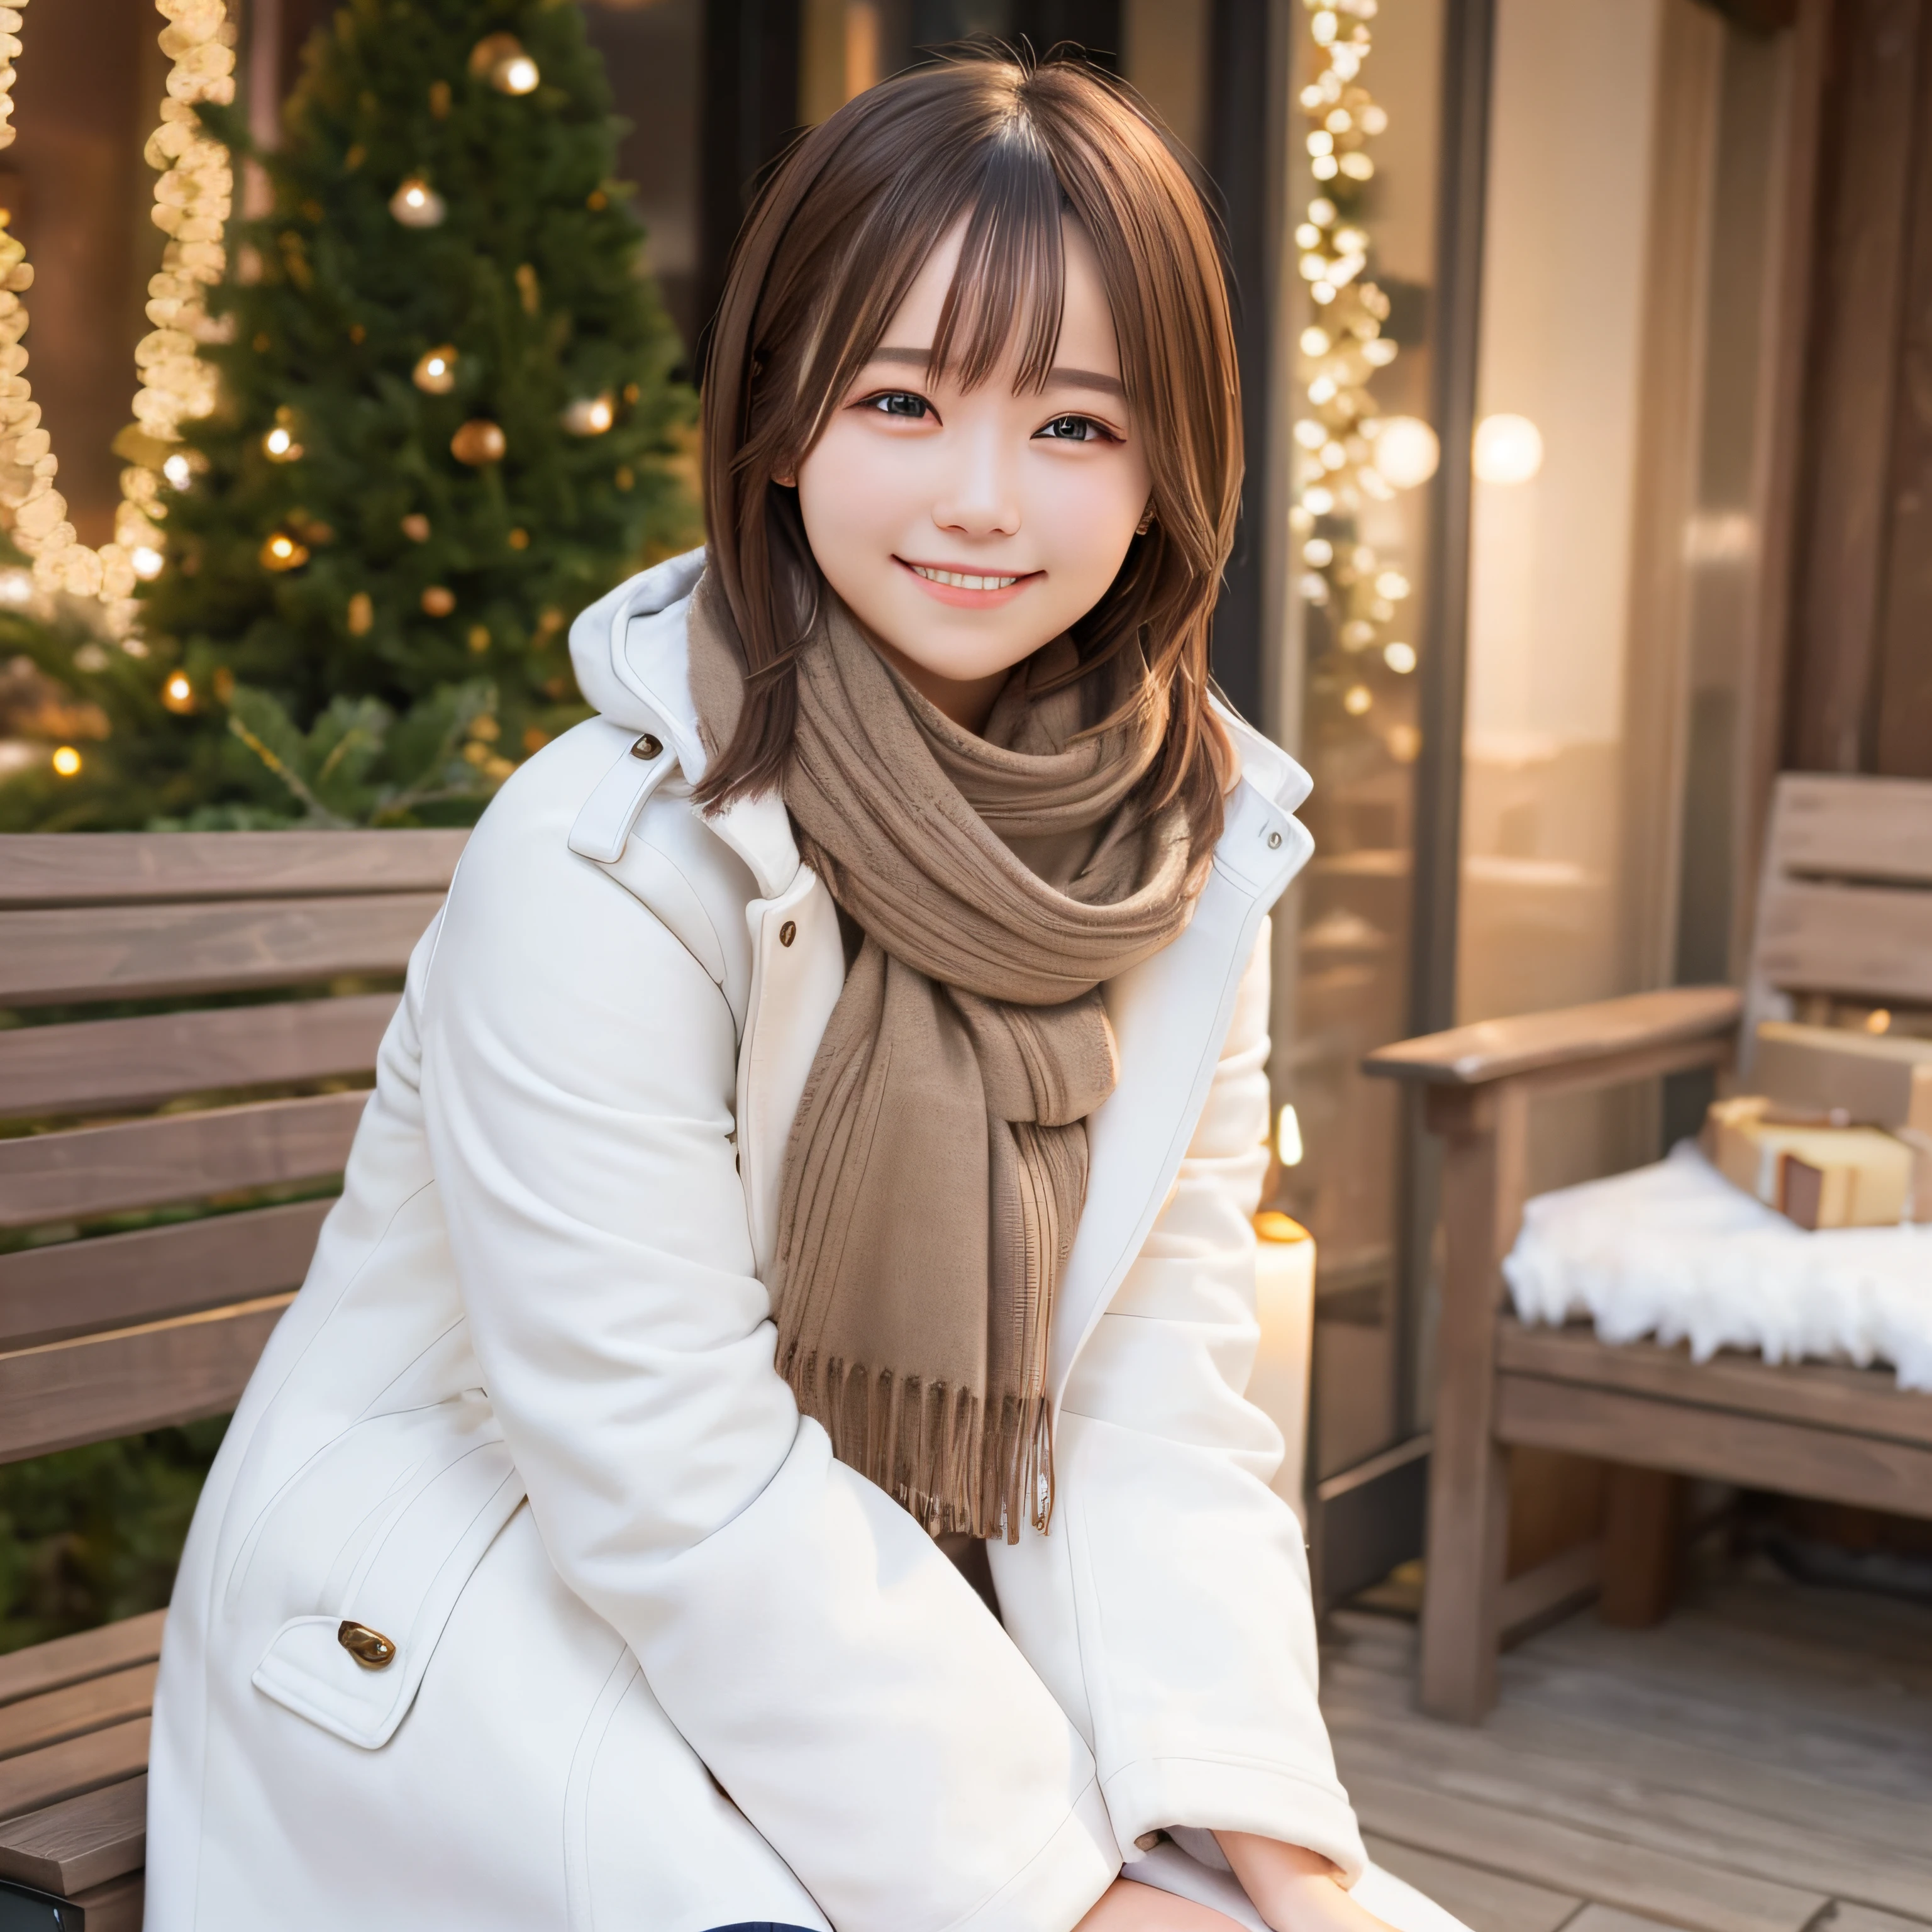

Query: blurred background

[2,0,1925,1628]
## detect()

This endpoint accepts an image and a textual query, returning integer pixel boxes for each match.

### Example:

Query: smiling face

[792,216,1152,730]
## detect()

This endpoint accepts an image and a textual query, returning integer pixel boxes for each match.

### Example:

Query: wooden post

[1599,1465,1683,1628]
[1418,1079,1528,1722]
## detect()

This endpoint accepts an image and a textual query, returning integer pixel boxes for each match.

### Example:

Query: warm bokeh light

[1472,412,1545,484]
[51,745,82,777]
[131,546,165,580]
[1370,416,1441,490]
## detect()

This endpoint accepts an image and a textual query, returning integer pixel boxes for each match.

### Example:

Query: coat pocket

[250,1421,527,1750]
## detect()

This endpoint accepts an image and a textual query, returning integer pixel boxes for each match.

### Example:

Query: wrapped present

[1754,1021,1932,1134]
[1703,1094,1923,1229]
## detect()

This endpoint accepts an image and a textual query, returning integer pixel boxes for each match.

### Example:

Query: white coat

[145,550,1448,1932]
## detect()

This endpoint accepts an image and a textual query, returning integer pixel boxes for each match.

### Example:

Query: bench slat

[1757,879,1932,1006]
[71,1868,144,1929]
[1496,1318,1932,1448]
[0,1298,292,1465]
[0,1775,145,1897]
[0,1200,331,1352]
[1772,772,1932,886]
[0,994,399,1121]
[0,1721,149,1828]
[0,896,444,1008]
[0,1670,155,1768]
[0,830,466,908]
[0,1619,166,1716]
[1496,1370,1932,1516]
[0,1093,367,1231]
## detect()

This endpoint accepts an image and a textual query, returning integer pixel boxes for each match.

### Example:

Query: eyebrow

[865,345,1127,401]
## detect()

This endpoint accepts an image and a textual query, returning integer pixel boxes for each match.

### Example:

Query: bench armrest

[1362,985,1742,1092]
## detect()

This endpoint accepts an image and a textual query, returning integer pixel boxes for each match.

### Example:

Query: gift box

[1702,1094,1924,1230]
[1753,1021,1932,1135]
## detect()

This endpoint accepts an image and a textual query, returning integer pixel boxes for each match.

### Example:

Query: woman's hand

[1074,1877,1254,1931]
[1215,1831,1399,1932]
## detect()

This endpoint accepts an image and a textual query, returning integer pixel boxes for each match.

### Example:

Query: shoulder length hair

[694,45,1241,848]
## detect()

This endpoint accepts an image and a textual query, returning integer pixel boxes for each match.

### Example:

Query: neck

[870,633,1010,734]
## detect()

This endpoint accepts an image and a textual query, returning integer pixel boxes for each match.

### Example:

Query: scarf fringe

[786,1350,1055,1543]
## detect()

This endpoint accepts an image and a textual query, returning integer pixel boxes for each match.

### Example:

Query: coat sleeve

[416,759,1119,1932]
[987,918,1368,1887]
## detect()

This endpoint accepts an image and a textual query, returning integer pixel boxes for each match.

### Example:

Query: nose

[931,418,1021,540]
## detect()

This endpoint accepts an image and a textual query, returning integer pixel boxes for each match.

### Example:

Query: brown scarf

[689,572,1198,1540]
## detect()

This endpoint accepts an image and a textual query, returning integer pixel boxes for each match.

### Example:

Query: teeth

[911,565,1021,591]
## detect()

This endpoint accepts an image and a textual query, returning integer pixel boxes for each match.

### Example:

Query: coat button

[1136,1831,1165,1852]
[338,1619,397,1670]
[1268,830,1282,849]
[780,920,797,947]
[631,733,663,761]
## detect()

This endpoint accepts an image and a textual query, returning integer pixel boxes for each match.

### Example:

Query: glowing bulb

[1326,108,1352,134]
[494,54,540,94]
[1370,415,1440,490]
[163,453,192,488]
[131,545,165,580]
[389,177,447,228]
[1375,569,1411,600]
[1312,280,1336,304]
[1296,223,1322,248]
[1307,131,1334,157]
[1276,1103,1304,1168]
[1343,684,1372,716]
[1362,339,1397,367]
[1320,441,1347,470]
[1304,486,1335,516]
[1308,377,1336,405]
[51,745,82,777]
[561,394,615,436]
[1339,153,1375,180]
[412,345,460,394]
[1308,197,1336,225]
[166,673,192,704]
[1362,104,1389,134]
[1304,538,1334,567]
[1384,641,1416,674]
[0,567,31,604]
[1312,155,1339,182]
[1473,413,1545,484]
[1300,253,1328,282]
[1301,328,1331,355]
[1294,420,1328,450]
[263,425,301,460]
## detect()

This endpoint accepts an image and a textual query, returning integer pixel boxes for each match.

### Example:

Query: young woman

[147,50,1467,1932]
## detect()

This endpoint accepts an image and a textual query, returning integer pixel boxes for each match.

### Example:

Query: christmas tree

[8,0,697,832]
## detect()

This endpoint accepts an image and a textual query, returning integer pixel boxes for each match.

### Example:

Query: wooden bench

[0,830,464,1929]
[1365,772,1932,1722]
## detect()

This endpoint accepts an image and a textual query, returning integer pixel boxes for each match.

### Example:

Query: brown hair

[694,45,1240,848]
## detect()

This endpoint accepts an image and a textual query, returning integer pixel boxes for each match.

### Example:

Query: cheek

[1028,455,1148,575]
[796,422,911,556]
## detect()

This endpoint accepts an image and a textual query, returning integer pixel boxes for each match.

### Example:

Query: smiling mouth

[905,562,1028,592]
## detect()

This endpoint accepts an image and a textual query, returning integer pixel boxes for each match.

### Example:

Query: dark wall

[1785,0,1932,776]
[3,0,165,548]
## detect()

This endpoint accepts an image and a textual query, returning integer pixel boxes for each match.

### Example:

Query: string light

[1292,0,1423,711]
[0,0,233,638]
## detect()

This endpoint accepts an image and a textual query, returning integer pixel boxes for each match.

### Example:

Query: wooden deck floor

[1321,1561,1932,1932]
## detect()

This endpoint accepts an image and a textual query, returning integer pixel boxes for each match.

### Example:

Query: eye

[863,390,932,420]
[1036,413,1115,443]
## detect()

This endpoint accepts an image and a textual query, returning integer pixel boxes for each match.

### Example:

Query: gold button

[779,920,797,947]
[631,733,663,761]
[337,1619,397,1669]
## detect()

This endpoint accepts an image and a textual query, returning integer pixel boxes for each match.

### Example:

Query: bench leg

[1599,1465,1682,1626]
[1418,1082,1528,1723]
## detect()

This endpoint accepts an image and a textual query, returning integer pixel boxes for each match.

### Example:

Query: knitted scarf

[688,570,1198,1539]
